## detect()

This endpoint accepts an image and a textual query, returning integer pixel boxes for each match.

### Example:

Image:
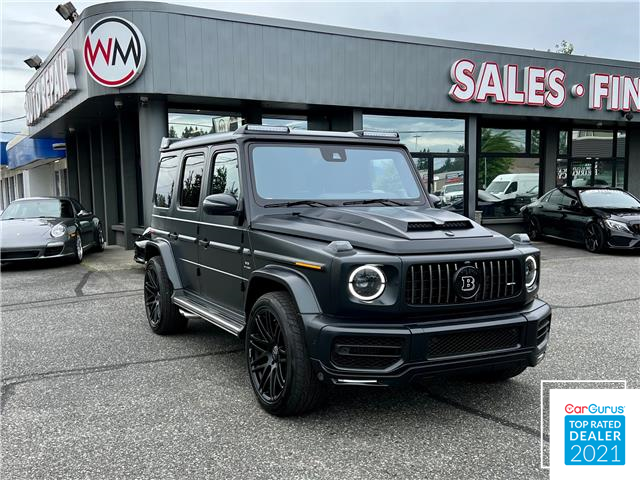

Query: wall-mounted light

[55,2,78,23]
[140,96,149,107]
[24,55,43,69]
[114,98,124,110]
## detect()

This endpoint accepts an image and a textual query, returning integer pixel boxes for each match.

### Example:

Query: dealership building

[6,1,639,248]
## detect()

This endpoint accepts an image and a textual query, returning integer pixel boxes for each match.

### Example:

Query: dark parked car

[135,125,551,416]
[521,187,640,252]
[0,197,104,263]
[444,189,512,217]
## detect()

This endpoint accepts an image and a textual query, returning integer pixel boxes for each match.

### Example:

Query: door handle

[168,232,178,240]
[198,239,209,248]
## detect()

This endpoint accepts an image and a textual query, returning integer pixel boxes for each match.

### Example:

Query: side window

[506,182,518,194]
[180,153,205,208]
[60,200,74,218]
[71,199,84,214]
[560,191,578,207]
[548,190,563,205]
[210,151,241,198]
[154,156,180,208]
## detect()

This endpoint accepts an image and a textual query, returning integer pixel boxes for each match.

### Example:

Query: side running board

[172,293,245,336]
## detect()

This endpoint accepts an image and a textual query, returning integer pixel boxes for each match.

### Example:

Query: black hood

[592,208,640,223]
[251,206,515,255]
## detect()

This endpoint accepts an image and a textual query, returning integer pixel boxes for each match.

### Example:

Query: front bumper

[0,241,75,262]
[606,230,640,249]
[303,299,551,386]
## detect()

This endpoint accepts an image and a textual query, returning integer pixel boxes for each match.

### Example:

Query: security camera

[625,112,634,121]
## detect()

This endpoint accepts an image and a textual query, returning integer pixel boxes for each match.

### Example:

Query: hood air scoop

[407,220,473,232]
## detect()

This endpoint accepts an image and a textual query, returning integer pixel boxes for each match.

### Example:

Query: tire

[584,222,605,253]
[472,365,527,382]
[246,291,324,416]
[526,215,541,241]
[71,235,84,264]
[94,224,105,252]
[144,256,187,335]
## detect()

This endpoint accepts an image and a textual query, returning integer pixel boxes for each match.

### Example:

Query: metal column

[118,111,140,249]
[76,131,93,210]
[65,132,80,199]
[542,124,559,195]
[464,115,478,219]
[101,122,119,244]
[89,125,106,226]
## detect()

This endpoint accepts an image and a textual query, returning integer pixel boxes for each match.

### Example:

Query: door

[198,148,245,313]
[71,199,94,245]
[539,189,563,236]
[558,190,589,242]
[172,150,206,293]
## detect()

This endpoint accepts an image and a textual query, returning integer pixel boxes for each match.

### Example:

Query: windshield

[579,190,640,209]
[444,183,463,193]
[250,144,423,204]
[486,181,509,193]
[0,199,72,219]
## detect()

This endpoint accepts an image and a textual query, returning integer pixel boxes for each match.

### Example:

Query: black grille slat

[407,221,472,232]
[406,259,522,306]
[332,336,404,370]
[427,327,520,359]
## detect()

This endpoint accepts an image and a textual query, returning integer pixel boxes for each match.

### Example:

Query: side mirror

[203,193,238,215]
[78,210,92,217]
[428,193,442,208]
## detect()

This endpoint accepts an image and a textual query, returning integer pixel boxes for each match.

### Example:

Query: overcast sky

[1,0,639,141]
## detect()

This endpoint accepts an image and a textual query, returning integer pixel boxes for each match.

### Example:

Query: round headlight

[348,265,386,301]
[524,255,538,290]
[50,224,67,238]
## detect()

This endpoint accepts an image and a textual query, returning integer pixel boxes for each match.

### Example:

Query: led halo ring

[348,265,386,301]
[50,223,67,237]
[524,255,538,290]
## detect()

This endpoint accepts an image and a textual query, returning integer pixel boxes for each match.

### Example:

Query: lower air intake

[331,336,404,370]
[427,327,521,359]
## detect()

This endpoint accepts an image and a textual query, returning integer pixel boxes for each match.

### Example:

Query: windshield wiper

[342,198,411,207]
[264,200,333,208]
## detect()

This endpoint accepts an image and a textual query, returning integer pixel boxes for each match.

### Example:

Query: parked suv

[135,125,551,416]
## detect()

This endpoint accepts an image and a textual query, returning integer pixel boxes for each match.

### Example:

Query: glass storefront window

[615,160,625,188]
[433,157,465,209]
[168,112,244,138]
[571,129,613,157]
[559,130,569,156]
[556,158,568,187]
[531,130,540,155]
[262,116,308,130]
[570,161,593,186]
[594,160,614,186]
[362,115,465,153]
[481,128,527,153]
[617,131,626,157]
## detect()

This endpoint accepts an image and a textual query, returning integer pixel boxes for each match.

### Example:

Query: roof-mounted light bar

[160,137,180,150]
[351,130,400,140]
[237,124,290,134]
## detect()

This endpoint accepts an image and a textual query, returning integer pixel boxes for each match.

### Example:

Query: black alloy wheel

[246,292,324,416]
[584,222,605,253]
[527,216,541,241]
[247,306,288,403]
[144,266,162,329]
[143,256,186,334]
[95,224,105,252]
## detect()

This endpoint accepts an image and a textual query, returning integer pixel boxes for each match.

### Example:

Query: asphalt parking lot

[1,242,639,480]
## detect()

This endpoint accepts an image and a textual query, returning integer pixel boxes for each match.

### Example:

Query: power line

[0,115,26,123]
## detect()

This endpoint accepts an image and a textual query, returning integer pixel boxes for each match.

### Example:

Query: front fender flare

[247,265,322,315]
[143,238,183,290]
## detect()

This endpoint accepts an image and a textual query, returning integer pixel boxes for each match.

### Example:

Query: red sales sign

[449,59,639,112]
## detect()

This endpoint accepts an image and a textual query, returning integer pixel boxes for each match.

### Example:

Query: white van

[485,173,539,199]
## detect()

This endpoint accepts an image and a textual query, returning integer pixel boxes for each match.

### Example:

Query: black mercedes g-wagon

[135,124,551,416]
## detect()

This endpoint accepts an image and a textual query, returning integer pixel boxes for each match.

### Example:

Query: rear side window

[548,190,563,204]
[211,151,241,198]
[154,156,180,208]
[180,153,205,207]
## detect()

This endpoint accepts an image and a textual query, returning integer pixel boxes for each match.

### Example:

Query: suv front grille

[406,259,522,306]
[426,327,521,359]
[331,336,404,370]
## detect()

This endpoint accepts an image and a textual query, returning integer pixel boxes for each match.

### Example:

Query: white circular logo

[83,16,146,88]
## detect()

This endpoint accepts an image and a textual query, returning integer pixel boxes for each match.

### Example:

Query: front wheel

[526,215,541,241]
[94,224,105,252]
[71,235,83,263]
[584,222,605,253]
[246,292,324,416]
[144,256,187,334]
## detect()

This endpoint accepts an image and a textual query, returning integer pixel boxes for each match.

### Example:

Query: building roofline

[27,1,640,89]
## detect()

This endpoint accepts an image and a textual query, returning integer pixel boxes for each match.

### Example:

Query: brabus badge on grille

[453,265,482,300]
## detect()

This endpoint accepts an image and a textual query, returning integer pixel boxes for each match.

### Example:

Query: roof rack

[160,137,180,150]
[235,124,290,134]
[351,130,400,140]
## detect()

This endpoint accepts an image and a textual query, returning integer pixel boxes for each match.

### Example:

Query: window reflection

[168,112,244,138]
[571,129,613,157]
[262,116,308,130]
[362,115,465,153]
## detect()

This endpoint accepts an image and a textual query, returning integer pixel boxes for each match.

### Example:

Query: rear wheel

[144,256,187,334]
[472,365,527,382]
[246,291,324,416]
[94,224,105,252]
[526,216,541,241]
[584,222,605,253]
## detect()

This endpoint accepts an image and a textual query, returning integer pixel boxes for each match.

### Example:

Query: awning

[6,137,65,169]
